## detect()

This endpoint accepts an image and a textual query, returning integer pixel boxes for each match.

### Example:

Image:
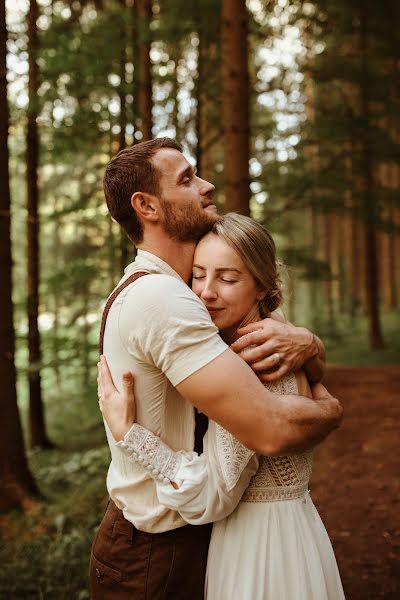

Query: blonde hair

[211,212,283,315]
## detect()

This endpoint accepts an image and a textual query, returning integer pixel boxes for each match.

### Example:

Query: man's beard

[161,197,222,242]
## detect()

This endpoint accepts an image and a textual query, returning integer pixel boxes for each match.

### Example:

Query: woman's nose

[200,281,218,300]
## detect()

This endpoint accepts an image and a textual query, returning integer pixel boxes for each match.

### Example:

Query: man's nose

[197,176,215,196]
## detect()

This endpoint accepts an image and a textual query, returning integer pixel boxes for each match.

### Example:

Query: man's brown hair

[103,137,182,244]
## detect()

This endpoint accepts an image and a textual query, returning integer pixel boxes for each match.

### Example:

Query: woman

[98,213,345,600]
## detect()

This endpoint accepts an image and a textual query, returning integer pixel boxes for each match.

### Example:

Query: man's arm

[230,316,326,383]
[176,348,342,456]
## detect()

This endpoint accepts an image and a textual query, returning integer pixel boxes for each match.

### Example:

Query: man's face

[151,148,221,242]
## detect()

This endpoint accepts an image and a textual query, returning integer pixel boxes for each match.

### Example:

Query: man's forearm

[267,391,342,455]
[177,349,341,457]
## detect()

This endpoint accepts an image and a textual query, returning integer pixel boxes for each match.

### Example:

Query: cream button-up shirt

[103,250,228,533]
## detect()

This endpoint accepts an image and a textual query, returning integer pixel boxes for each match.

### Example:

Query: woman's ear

[131,191,160,223]
[256,288,268,301]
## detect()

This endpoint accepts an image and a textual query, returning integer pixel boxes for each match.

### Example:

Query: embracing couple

[89,138,345,599]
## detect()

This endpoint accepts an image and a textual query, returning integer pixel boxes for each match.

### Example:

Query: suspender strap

[99,271,150,355]
[99,269,208,453]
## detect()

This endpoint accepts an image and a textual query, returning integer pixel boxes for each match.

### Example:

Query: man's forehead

[152,147,189,174]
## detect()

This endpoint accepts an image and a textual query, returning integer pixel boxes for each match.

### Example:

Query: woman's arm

[116,422,259,524]
[97,356,259,524]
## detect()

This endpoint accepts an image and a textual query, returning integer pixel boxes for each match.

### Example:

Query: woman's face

[192,233,265,335]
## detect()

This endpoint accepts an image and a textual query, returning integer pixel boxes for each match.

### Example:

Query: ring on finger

[273,352,281,365]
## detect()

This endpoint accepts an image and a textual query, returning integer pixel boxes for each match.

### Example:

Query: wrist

[113,421,135,442]
[298,327,317,361]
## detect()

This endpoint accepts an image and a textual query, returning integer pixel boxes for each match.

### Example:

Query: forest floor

[0,364,399,599]
[312,365,400,600]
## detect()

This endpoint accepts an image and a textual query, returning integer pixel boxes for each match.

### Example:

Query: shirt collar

[124,249,185,283]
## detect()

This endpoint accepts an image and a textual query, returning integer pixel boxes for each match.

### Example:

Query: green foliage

[0,384,109,600]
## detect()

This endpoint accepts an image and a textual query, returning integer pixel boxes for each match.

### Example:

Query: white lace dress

[116,373,345,600]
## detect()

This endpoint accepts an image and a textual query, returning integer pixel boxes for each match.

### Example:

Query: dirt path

[311,365,400,600]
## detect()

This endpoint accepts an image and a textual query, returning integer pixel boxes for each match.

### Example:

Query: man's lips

[203,203,217,212]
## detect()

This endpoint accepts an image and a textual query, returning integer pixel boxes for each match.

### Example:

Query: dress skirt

[205,493,345,600]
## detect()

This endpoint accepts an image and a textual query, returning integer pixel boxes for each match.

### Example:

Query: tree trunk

[136,0,153,141]
[196,25,220,183]
[322,213,335,326]
[52,199,61,388]
[0,0,39,511]
[195,31,203,177]
[388,164,399,309]
[118,0,130,273]
[359,0,384,348]
[171,41,181,145]
[221,0,250,215]
[27,0,52,448]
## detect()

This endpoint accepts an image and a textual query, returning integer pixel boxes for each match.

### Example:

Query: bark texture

[136,0,153,141]
[221,0,250,215]
[0,0,38,511]
[27,0,52,447]
[359,0,384,348]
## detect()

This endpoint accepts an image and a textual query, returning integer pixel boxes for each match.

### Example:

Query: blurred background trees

[1,0,399,534]
[1,0,399,595]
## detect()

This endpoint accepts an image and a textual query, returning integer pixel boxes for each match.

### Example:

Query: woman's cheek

[191,282,202,297]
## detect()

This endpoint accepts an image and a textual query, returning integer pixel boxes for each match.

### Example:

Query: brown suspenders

[99,270,208,453]
[99,271,149,355]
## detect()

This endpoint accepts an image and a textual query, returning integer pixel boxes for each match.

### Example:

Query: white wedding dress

[116,373,345,600]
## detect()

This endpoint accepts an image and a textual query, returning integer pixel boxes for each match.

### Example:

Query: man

[90,138,342,599]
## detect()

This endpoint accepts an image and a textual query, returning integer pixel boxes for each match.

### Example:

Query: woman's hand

[97,355,136,441]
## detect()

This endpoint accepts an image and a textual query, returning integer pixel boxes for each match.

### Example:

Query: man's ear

[131,191,160,223]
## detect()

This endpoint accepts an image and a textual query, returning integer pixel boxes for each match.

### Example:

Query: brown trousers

[89,501,211,600]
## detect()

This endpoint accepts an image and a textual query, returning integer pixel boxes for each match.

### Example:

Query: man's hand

[97,355,136,441]
[310,382,343,427]
[230,317,324,383]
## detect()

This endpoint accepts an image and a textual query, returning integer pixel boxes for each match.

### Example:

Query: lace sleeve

[115,422,259,525]
[215,424,255,491]
[116,424,183,483]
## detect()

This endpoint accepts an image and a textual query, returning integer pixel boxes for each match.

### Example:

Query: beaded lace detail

[121,424,182,481]
[242,373,313,503]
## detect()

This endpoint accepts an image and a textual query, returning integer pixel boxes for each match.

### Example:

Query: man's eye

[182,177,191,185]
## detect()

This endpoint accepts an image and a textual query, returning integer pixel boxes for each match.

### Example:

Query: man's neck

[137,237,196,284]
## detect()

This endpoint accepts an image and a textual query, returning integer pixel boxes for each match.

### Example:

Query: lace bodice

[117,371,313,523]
[242,373,313,502]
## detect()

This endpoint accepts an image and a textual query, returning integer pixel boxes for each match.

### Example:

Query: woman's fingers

[97,366,103,399]
[122,372,135,399]
[100,354,117,395]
